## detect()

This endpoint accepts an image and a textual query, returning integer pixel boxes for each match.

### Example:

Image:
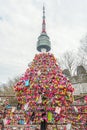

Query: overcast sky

[0,0,87,84]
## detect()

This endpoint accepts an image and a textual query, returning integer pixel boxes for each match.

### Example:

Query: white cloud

[0,0,87,83]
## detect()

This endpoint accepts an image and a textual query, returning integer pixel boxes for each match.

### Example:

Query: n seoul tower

[37,6,51,52]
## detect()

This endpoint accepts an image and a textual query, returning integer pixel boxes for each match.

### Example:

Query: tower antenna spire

[42,5,46,33]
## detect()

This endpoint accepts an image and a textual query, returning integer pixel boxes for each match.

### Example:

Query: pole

[40,120,47,130]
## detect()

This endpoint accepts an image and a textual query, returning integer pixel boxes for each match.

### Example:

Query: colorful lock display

[14,53,74,123]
